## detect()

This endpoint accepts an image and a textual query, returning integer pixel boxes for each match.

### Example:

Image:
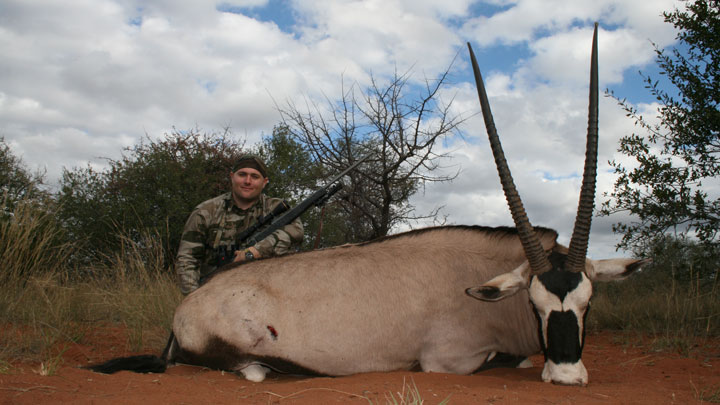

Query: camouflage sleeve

[252,198,304,257]
[253,216,304,257]
[175,208,210,295]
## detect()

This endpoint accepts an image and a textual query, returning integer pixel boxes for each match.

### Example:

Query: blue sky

[219,0,298,33]
[0,0,686,258]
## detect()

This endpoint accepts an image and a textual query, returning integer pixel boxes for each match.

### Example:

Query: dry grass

[0,197,717,370]
[0,199,180,365]
[694,382,720,403]
[588,264,719,353]
[381,377,451,405]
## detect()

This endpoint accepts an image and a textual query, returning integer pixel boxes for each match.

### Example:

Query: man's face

[230,167,268,206]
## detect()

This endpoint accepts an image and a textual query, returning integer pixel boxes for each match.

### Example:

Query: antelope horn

[565,23,599,272]
[467,43,552,275]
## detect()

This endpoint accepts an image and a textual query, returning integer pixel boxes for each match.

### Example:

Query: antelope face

[467,248,650,385]
[528,256,593,386]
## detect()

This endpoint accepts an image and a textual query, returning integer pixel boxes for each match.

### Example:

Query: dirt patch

[1,328,718,404]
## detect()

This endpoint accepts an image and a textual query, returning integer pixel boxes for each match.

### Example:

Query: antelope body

[168,225,641,384]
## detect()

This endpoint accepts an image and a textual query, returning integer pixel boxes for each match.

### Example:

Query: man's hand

[233,247,261,262]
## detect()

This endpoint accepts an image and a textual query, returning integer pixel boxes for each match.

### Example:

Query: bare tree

[278,64,464,241]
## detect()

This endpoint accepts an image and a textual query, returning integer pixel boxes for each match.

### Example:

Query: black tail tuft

[85,355,167,374]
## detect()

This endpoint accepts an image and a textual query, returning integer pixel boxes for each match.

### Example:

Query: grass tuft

[36,346,68,376]
[371,377,450,405]
[0,198,180,366]
[694,382,720,403]
[0,359,13,374]
[384,377,425,405]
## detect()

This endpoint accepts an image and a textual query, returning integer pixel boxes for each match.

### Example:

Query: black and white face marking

[528,257,592,386]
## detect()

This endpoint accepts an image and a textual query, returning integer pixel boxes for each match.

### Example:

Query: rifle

[210,154,369,270]
[214,201,290,266]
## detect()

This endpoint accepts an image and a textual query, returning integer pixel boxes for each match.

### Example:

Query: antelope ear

[585,258,652,282]
[466,262,531,302]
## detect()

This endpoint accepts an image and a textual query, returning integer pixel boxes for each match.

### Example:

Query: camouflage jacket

[175,192,303,295]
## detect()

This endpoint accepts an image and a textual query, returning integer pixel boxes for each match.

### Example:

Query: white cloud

[398,0,474,18]
[292,0,461,76]
[220,0,271,8]
[462,0,679,47]
[523,26,653,86]
[0,0,688,259]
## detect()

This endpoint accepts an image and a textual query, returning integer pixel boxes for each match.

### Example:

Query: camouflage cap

[232,155,268,178]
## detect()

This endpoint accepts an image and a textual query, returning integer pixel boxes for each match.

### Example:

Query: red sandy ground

[1,326,718,404]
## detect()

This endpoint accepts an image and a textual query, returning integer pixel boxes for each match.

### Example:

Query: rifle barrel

[247,154,369,245]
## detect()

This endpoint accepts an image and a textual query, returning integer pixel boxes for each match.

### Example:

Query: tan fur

[173,226,558,377]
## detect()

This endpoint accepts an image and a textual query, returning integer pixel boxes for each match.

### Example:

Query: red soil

[1,326,718,404]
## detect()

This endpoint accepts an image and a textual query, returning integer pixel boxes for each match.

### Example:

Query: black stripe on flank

[85,354,167,374]
[473,353,529,373]
[175,335,324,377]
[251,355,327,377]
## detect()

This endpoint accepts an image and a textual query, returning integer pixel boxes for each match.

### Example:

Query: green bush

[56,128,247,272]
